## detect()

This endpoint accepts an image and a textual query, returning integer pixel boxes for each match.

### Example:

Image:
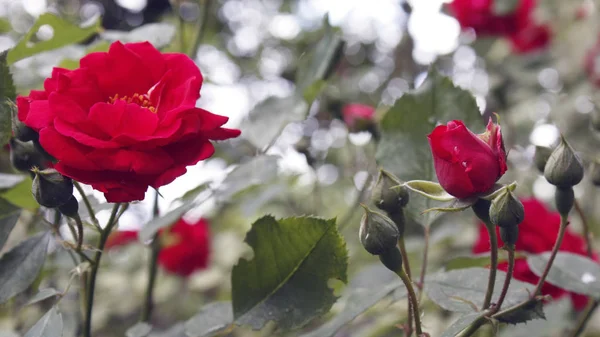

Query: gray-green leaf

[26,288,61,306]
[440,313,484,337]
[0,232,51,304]
[138,200,196,243]
[184,302,233,337]
[126,322,153,337]
[232,216,348,330]
[528,252,600,297]
[24,306,62,337]
[0,198,21,251]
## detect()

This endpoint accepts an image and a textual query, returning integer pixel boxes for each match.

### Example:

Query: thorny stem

[482,223,498,309]
[492,245,515,313]
[189,0,212,59]
[533,215,568,296]
[396,269,423,336]
[74,182,100,230]
[574,200,594,258]
[417,226,430,302]
[141,191,161,322]
[83,203,123,337]
[73,215,84,251]
[397,237,413,337]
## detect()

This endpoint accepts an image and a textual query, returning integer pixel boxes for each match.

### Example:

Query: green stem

[398,237,413,337]
[396,269,423,336]
[533,215,568,296]
[492,245,515,313]
[189,0,212,59]
[73,214,84,251]
[141,191,161,322]
[569,300,600,337]
[83,203,122,337]
[482,223,498,309]
[74,182,100,230]
[574,200,594,258]
[417,226,430,302]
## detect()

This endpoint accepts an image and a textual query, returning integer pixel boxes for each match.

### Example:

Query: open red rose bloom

[428,119,507,199]
[17,41,240,203]
[106,217,210,277]
[473,199,598,310]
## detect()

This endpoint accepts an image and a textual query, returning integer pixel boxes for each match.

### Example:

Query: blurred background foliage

[2,0,600,336]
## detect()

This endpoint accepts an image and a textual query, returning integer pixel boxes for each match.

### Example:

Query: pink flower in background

[342,103,375,132]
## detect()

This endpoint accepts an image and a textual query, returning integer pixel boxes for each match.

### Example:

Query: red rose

[473,198,598,310]
[106,218,210,277]
[509,24,551,54]
[449,0,534,36]
[17,41,240,203]
[428,119,507,199]
[342,103,375,132]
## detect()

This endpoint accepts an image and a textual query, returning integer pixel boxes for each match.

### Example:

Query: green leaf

[7,13,101,65]
[444,253,525,271]
[528,252,600,297]
[138,200,196,243]
[422,197,478,214]
[242,95,308,149]
[126,322,153,337]
[215,155,279,200]
[176,182,210,202]
[0,50,15,100]
[0,198,21,251]
[499,298,571,336]
[402,181,455,201]
[375,68,482,183]
[296,18,343,102]
[0,231,51,304]
[26,288,61,306]
[494,298,545,325]
[232,216,348,330]
[440,313,484,337]
[184,302,233,337]
[0,176,38,210]
[425,268,533,312]
[24,306,62,337]
[101,23,176,49]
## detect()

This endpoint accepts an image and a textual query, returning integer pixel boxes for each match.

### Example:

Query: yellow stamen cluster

[109,93,156,113]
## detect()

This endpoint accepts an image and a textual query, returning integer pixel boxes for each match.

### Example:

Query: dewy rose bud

[371,169,409,213]
[489,188,524,228]
[32,168,74,208]
[358,205,399,256]
[17,41,241,203]
[428,118,507,199]
[544,136,584,188]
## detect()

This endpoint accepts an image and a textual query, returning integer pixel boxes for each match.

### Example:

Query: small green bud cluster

[543,136,584,216]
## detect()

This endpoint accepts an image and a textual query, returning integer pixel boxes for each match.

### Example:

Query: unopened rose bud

[378,246,403,273]
[9,138,46,173]
[371,170,409,213]
[500,226,519,247]
[358,205,399,255]
[472,199,492,224]
[58,195,79,218]
[544,136,584,188]
[31,168,74,208]
[12,119,38,143]
[555,187,575,217]
[489,188,524,228]
[534,146,552,174]
[388,209,406,238]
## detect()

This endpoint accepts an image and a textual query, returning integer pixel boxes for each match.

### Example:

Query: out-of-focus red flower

[342,103,375,132]
[448,0,551,53]
[428,119,507,199]
[473,198,597,310]
[17,41,240,203]
[585,37,600,87]
[105,218,210,277]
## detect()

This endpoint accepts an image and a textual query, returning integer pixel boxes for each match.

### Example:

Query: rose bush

[106,217,211,277]
[428,119,507,199]
[17,41,240,203]
[473,198,597,310]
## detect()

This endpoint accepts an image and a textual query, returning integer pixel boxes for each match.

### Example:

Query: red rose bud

[544,136,584,188]
[474,198,600,310]
[342,103,375,133]
[359,205,399,256]
[371,169,409,213]
[534,145,552,174]
[509,24,551,54]
[449,0,534,37]
[31,168,74,208]
[16,41,241,203]
[428,119,507,199]
[58,195,79,218]
[489,187,524,228]
[9,138,46,173]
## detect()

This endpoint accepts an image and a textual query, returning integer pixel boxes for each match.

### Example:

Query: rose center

[109,93,156,113]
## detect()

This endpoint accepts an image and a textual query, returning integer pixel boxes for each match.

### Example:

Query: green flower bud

[58,195,79,218]
[489,188,524,228]
[388,209,406,238]
[555,187,574,217]
[544,136,584,188]
[359,205,399,255]
[31,168,74,208]
[12,119,38,143]
[9,138,46,173]
[500,226,519,247]
[534,146,552,174]
[472,199,492,224]
[378,247,403,273]
[371,169,409,213]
